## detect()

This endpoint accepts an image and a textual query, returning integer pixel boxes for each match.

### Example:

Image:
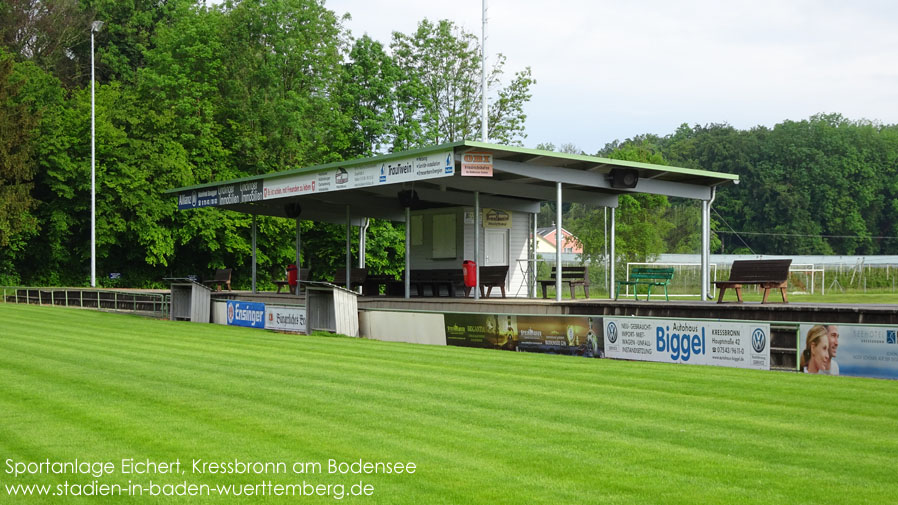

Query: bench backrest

[334,267,367,285]
[211,268,231,282]
[427,269,464,283]
[629,267,674,281]
[726,259,792,282]
[549,266,589,283]
[479,265,508,283]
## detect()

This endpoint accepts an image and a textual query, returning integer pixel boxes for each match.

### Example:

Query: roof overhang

[166,141,738,223]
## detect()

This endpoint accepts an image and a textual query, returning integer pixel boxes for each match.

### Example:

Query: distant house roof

[536,226,556,237]
[536,226,582,253]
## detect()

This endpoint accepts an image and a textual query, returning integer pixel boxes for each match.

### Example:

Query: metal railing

[1,286,170,319]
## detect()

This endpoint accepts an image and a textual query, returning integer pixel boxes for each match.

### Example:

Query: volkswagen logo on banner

[606,321,618,344]
[752,328,767,353]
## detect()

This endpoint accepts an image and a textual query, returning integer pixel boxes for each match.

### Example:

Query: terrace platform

[211,290,898,325]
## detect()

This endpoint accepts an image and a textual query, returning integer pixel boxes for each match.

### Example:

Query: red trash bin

[286,264,298,287]
[462,260,477,288]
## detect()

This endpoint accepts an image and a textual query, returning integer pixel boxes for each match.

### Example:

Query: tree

[566,141,673,276]
[218,0,347,172]
[0,51,40,282]
[0,0,90,87]
[337,35,399,158]
[389,19,534,148]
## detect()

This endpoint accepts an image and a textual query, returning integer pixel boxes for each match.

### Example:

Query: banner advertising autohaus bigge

[604,318,771,370]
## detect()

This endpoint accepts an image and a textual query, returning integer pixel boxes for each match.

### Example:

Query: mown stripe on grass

[1,304,896,505]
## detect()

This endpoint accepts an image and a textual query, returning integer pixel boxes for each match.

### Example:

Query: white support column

[610,207,616,299]
[90,28,97,288]
[251,215,257,294]
[531,212,537,297]
[474,191,481,300]
[604,207,609,296]
[359,218,369,268]
[701,188,715,300]
[345,205,351,290]
[294,217,302,296]
[481,0,488,142]
[555,182,562,302]
[405,207,411,299]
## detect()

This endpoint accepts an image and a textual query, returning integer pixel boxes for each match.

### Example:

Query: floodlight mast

[481,0,488,142]
[90,20,103,287]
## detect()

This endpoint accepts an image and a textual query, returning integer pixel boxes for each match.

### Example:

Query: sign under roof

[167,141,738,223]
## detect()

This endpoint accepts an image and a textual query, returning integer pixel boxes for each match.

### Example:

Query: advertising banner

[444,313,602,357]
[444,313,504,349]
[177,188,219,209]
[263,173,317,200]
[261,151,453,201]
[265,305,307,333]
[226,300,266,329]
[482,209,512,228]
[798,324,898,379]
[461,151,493,176]
[604,318,770,370]
[218,181,263,205]
[181,151,454,210]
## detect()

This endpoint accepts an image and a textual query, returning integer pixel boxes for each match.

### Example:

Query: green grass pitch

[1,303,896,504]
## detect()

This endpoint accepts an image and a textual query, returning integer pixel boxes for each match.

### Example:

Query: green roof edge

[166,140,737,194]
[458,140,740,181]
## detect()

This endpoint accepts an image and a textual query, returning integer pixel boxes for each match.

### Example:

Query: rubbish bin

[287,264,298,288]
[463,260,477,288]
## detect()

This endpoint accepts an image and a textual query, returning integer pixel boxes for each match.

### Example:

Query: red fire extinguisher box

[286,264,298,287]
[462,260,477,287]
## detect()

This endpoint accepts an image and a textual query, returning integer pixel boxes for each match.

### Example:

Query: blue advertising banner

[226,300,265,329]
[177,188,219,209]
[798,324,898,379]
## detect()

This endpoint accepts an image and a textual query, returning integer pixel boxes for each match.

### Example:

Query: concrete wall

[211,299,227,324]
[359,311,447,345]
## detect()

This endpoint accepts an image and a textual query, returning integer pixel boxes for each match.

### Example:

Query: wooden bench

[203,268,232,291]
[471,265,509,298]
[409,269,461,297]
[615,267,674,301]
[274,267,309,294]
[362,274,397,296]
[539,266,590,299]
[334,267,368,291]
[714,259,792,304]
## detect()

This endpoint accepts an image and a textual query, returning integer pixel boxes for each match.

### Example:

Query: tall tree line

[556,114,898,266]
[0,0,533,286]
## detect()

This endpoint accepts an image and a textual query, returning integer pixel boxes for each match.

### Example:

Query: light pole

[90,20,103,287]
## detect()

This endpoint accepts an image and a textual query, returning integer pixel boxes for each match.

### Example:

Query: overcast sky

[325,0,898,154]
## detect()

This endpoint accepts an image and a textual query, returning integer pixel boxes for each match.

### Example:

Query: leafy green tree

[218,0,347,172]
[337,35,399,157]
[0,0,90,86]
[566,141,672,276]
[390,19,534,147]
[0,51,40,282]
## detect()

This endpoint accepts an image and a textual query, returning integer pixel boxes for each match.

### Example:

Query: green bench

[615,267,674,301]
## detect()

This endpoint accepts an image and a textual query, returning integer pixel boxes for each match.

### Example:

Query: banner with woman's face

[799,324,898,379]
